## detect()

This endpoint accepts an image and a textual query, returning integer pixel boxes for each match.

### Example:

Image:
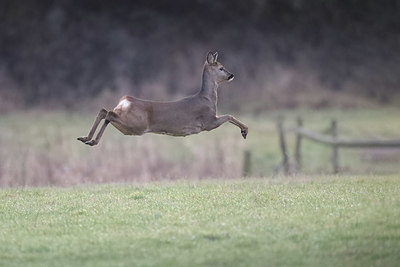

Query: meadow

[1,108,400,186]
[1,108,400,266]
[1,176,400,266]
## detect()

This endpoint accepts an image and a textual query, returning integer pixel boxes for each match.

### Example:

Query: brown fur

[77,52,248,146]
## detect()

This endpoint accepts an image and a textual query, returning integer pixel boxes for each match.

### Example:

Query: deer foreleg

[77,108,108,143]
[228,116,248,139]
[208,115,248,139]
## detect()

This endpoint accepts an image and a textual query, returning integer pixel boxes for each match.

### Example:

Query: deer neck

[198,69,218,107]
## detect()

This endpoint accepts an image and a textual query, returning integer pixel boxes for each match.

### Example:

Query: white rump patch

[118,99,131,110]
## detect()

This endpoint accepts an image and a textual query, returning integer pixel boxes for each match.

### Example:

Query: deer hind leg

[84,111,120,146]
[77,108,108,143]
[207,115,249,139]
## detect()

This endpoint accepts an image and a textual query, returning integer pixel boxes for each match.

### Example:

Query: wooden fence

[277,117,400,175]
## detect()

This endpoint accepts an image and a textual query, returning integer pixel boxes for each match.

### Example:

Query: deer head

[205,51,234,84]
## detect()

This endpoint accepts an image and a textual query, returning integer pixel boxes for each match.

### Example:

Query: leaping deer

[77,52,248,146]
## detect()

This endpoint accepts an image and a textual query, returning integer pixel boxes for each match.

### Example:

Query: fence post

[277,117,289,175]
[331,119,339,174]
[295,117,303,172]
[242,150,252,177]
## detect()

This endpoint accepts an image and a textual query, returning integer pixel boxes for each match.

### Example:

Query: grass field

[2,108,399,266]
[1,176,400,266]
[1,108,400,186]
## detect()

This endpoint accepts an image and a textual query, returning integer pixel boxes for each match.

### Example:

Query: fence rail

[277,117,400,175]
[290,127,400,147]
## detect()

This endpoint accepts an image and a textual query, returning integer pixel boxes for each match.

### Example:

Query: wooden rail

[292,128,400,148]
[277,117,400,175]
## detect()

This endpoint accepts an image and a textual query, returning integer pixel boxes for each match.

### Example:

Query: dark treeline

[1,0,399,111]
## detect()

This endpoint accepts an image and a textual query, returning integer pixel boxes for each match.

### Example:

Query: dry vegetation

[0,111,246,187]
[1,108,400,187]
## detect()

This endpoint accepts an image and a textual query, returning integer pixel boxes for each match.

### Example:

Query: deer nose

[228,74,234,81]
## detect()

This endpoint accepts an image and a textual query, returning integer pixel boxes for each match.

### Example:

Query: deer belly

[174,125,203,136]
[148,108,207,136]
[150,123,203,136]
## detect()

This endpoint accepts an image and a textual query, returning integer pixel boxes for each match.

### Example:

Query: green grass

[1,176,400,266]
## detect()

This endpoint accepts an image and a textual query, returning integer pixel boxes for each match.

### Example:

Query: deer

[77,51,248,146]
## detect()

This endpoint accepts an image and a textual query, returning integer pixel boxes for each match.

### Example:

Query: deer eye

[219,67,223,71]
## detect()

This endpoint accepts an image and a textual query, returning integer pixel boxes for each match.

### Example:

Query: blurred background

[1,0,400,186]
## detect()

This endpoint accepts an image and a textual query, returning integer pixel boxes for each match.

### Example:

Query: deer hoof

[241,129,248,139]
[84,140,98,146]
[77,136,90,143]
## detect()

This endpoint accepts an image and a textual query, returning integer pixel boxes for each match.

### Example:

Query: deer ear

[213,52,218,62]
[206,51,215,64]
